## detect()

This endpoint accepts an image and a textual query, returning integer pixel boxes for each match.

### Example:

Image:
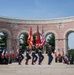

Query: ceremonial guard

[31,45,38,65]
[38,45,44,65]
[47,45,53,65]
[18,51,24,65]
[25,46,31,65]
[69,54,73,64]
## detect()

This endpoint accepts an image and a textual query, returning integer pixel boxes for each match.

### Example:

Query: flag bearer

[25,46,31,65]
[38,45,44,65]
[31,45,38,65]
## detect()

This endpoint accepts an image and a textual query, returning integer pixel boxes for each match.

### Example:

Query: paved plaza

[0,54,74,75]
[0,63,74,75]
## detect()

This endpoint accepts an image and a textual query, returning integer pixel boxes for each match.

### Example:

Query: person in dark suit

[25,46,31,65]
[31,45,38,65]
[38,45,44,65]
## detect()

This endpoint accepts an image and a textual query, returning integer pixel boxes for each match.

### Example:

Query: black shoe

[25,63,28,65]
[32,63,34,65]
[38,63,41,65]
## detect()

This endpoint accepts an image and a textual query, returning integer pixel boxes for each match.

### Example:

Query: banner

[36,25,41,48]
[27,27,33,48]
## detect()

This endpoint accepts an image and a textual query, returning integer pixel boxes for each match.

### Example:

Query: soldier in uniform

[69,54,73,64]
[18,51,24,65]
[25,46,31,65]
[31,45,38,65]
[38,45,44,65]
[47,45,53,65]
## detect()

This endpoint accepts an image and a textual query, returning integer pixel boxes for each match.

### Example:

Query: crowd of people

[0,45,53,65]
[24,45,53,65]
[0,45,74,65]
[25,45,45,65]
[54,52,74,65]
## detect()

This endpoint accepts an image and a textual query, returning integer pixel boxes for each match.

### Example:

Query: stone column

[56,38,64,55]
[16,39,20,53]
[11,38,18,60]
[55,39,58,54]
[7,37,12,62]
[43,45,46,54]
[64,38,68,55]
[7,37,12,55]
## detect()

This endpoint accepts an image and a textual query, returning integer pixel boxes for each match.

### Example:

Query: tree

[45,34,55,53]
[68,49,74,60]
[0,32,7,50]
[20,34,28,53]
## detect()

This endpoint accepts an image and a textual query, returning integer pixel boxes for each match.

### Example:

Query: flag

[1,49,5,58]
[41,25,46,47]
[5,50,8,59]
[27,27,33,48]
[36,25,41,48]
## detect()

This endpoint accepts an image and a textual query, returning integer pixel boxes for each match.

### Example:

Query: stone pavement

[0,54,74,75]
[0,63,74,75]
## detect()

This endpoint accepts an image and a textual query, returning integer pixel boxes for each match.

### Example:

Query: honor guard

[38,45,44,65]
[31,45,38,65]
[47,45,53,65]
[25,46,31,65]
[18,51,24,65]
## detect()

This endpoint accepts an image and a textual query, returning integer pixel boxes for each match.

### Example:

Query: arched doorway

[44,30,58,54]
[65,31,74,57]
[19,33,28,53]
[64,29,74,55]
[68,32,74,50]
[45,33,55,53]
[0,29,12,54]
[0,32,7,50]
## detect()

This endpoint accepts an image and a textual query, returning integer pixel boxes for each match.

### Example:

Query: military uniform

[48,50,53,65]
[38,46,44,65]
[69,54,73,64]
[25,47,31,65]
[18,52,24,65]
[31,47,38,65]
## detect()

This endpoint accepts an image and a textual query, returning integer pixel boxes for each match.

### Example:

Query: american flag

[1,49,5,58]
[41,25,46,47]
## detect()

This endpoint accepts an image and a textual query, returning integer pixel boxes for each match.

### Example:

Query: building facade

[0,16,74,55]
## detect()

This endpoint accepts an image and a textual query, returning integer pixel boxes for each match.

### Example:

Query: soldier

[31,45,38,65]
[25,46,31,65]
[69,54,73,64]
[18,51,24,65]
[47,45,53,65]
[38,45,44,65]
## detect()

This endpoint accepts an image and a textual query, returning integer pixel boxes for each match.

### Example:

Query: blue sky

[0,0,74,49]
[0,0,74,19]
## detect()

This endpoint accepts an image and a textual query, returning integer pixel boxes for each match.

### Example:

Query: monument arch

[64,28,74,54]
[0,28,12,53]
[0,16,74,55]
